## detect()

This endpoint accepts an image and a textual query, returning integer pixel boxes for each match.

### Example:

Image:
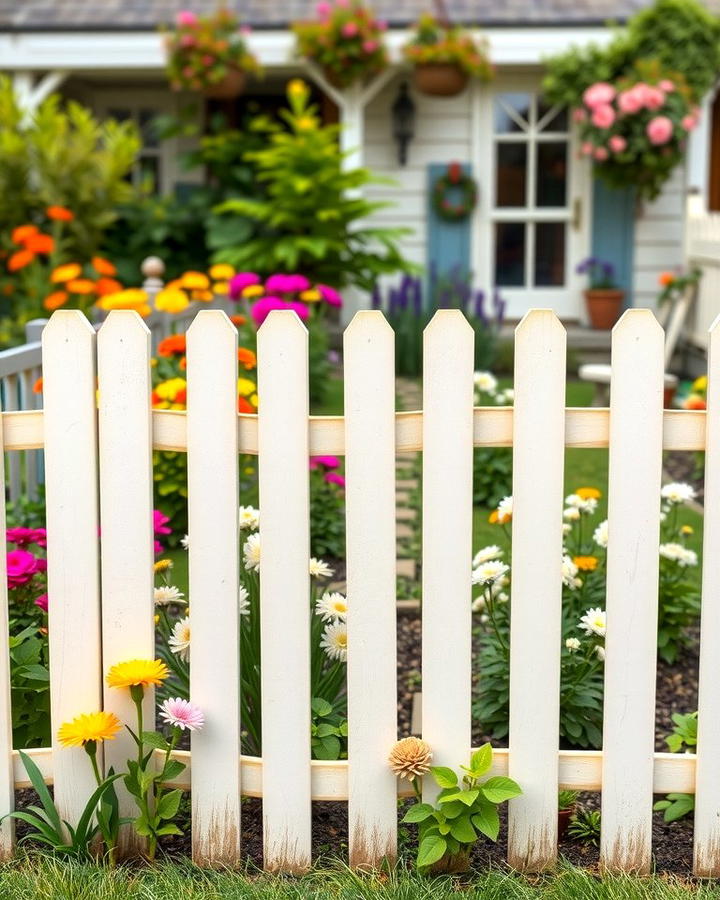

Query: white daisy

[562,555,582,590]
[309,557,334,579]
[472,545,503,567]
[180,534,189,550]
[497,388,514,405]
[659,543,698,567]
[593,519,609,549]
[497,496,513,522]
[238,585,250,616]
[473,371,498,395]
[238,505,260,531]
[315,591,348,621]
[661,482,696,505]
[563,507,581,521]
[168,616,190,661]
[472,595,486,612]
[320,621,348,662]
[565,493,598,515]
[578,607,606,637]
[562,523,572,535]
[565,637,581,653]
[154,585,186,606]
[595,645,606,662]
[243,533,261,572]
[472,560,510,586]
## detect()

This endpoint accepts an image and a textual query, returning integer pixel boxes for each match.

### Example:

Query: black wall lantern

[391,81,416,166]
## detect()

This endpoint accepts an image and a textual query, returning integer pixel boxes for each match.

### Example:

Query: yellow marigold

[576,487,601,501]
[155,288,190,314]
[212,281,229,295]
[154,558,173,573]
[242,284,265,299]
[96,288,149,312]
[51,262,82,284]
[192,289,214,302]
[288,78,308,98]
[155,377,187,402]
[296,115,315,131]
[573,555,599,572]
[66,278,96,295]
[693,375,708,393]
[299,289,322,303]
[237,376,257,398]
[106,658,169,690]
[209,263,234,281]
[681,525,694,536]
[181,270,209,290]
[57,711,122,747]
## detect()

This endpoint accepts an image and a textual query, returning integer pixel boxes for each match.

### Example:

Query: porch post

[12,70,67,113]
[687,88,716,209]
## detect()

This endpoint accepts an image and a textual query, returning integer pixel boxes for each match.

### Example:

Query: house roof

[0,0,674,31]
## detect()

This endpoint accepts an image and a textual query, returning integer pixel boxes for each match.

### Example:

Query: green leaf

[159,759,185,783]
[141,731,171,752]
[481,776,523,803]
[417,834,447,869]
[156,789,182,821]
[311,698,332,717]
[441,789,479,807]
[156,823,184,836]
[17,751,63,836]
[401,803,435,824]
[449,814,477,844]
[470,744,493,777]
[472,802,501,841]
[430,766,457,789]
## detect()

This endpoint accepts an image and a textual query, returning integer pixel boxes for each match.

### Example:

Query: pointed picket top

[424,306,474,337]
[257,308,309,341]
[612,306,664,341]
[187,308,238,341]
[345,308,394,339]
[42,307,96,343]
[98,309,152,339]
[515,308,565,338]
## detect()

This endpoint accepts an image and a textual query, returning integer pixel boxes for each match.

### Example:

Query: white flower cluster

[661,482,696,505]
[154,585,186,606]
[473,371,514,406]
[472,559,510,587]
[561,555,582,591]
[239,505,260,531]
[578,607,606,637]
[659,543,698,567]
[593,519,609,549]
[564,493,598,518]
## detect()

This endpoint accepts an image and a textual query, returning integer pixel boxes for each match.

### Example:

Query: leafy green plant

[559,790,579,811]
[403,13,493,80]
[10,625,50,749]
[214,79,411,291]
[568,809,602,846]
[311,697,348,761]
[309,460,345,560]
[153,451,189,546]
[654,711,697,822]
[401,746,521,872]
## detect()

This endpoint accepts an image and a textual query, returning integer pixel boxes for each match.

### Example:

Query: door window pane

[496,143,527,207]
[536,142,567,207]
[495,222,526,286]
[494,93,531,133]
[534,222,566,286]
[537,99,568,132]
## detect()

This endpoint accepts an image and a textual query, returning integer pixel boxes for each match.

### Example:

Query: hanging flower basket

[203,67,246,100]
[413,63,468,97]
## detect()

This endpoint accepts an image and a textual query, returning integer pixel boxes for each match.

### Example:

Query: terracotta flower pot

[584,288,625,330]
[204,68,246,100]
[413,63,468,97]
[558,806,575,842]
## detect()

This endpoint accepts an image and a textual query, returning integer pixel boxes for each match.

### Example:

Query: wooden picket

[600,310,665,874]
[507,311,566,871]
[344,312,397,868]
[97,311,156,855]
[693,313,720,877]
[186,312,242,866]
[42,311,103,825]
[421,310,474,800]
[257,311,312,873]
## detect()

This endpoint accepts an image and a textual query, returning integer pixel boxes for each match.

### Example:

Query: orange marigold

[51,262,82,283]
[25,233,54,254]
[238,396,255,414]
[11,224,38,245]
[66,278,96,295]
[46,205,74,221]
[95,277,123,296]
[230,314,247,327]
[8,249,35,271]
[43,291,69,311]
[157,334,187,357]
[92,256,117,276]
[33,377,43,394]
[658,271,675,287]
[238,347,256,370]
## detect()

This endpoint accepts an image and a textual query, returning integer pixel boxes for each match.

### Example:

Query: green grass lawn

[2,855,720,899]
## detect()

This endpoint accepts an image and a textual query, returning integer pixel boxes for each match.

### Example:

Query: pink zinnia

[6,526,46,547]
[286,301,310,322]
[228,272,261,300]
[591,104,615,128]
[609,135,627,153]
[583,82,616,108]
[594,147,609,161]
[317,284,343,307]
[153,510,172,536]
[176,10,197,26]
[362,39,378,53]
[316,0,332,15]
[251,296,290,326]
[160,697,204,732]
[310,455,340,470]
[342,21,359,37]
[324,471,346,488]
[264,273,310,294]
[35,594,48,612]
[6,549,38,588]
[647,115,673,146]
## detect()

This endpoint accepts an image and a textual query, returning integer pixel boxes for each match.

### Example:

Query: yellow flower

[209,263,234,281]
[181,271,210,290]
[288,78,308,98]
[576,487,601,500]
[299,289,322,303]
[296,115,316,131]
[154,614,160,625]
[238,377,257,398]
[155,288,190,314]
[106,659,169,690]
[96,289,150,314]
[681,525,694,536]
[693,375,708,393]
[573,555,599,572]
[213,281,229,295]
[242,284,265,299]
[50,262,82,284]
[155,377,187,402]
[192,289,214,302]
[154,558,173,573]
[57,711,122,747]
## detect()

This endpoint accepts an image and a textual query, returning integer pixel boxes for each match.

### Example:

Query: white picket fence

[0,306,718,875]
[686,204,720,351]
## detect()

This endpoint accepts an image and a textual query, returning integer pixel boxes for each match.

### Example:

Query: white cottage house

[1,0,716,322]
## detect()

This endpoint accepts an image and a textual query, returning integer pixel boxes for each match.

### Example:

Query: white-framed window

[107,105,164,194]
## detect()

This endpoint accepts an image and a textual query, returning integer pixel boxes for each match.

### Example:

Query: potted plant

[292,1,388,89]
[403,13,493,97]
[165,8,261,99]
[576,256,624,329]
[558,790,579,841]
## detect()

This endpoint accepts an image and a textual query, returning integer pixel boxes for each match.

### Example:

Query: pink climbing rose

[583,82,616,108]
[646,116,674,145]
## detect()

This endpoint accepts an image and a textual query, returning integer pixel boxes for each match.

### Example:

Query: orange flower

[238,347,256,370]
[238,396,255,414]
[95,277,123,296]
[230,314,246,327]
[25,233,54,254]
[192,289,214,302]
[179,356,187,370]
[43,291,69,311]
[66,278,96,295]
[8,250,35,271]
[33,377,43,394]
[157,334,187,357]
[11,224,38,245]
[92,256,117,277]
[46,205,74,221]
[51,263,82,283]
[659,271,675,287]
[684,393,707,410]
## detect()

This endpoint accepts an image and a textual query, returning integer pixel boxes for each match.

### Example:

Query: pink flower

[376,18,387,30]
[264,274,310,294]
[324,471,346,488]
[336,0,349,7]
[176,10,198,26]
[682,114,697,131]
[153,510,172,536]
[310,455,340,470]
[154,540,163,556]
[251,296,290,326]
[180,34,196,47]
[6,527,46,547]
[229,272,260,299]
[34,594,48,613]
[609,135,627,153]
[618,88,644,115]
[572,108,587,123]
[34,558,47,573]
[6,550,38,588]
[591,104,615,128]
[317,284,343,307]
[581,142,594,156]
[160,697,204,731]
[316,0,332,15]
[594,147,609,161]
[647,115,674,146]
[644,86,666,110]
[286,301,310,322]
[362,40,378,53]
[341,21,359,37]
[583,82,616,108]
[659,79,675,92]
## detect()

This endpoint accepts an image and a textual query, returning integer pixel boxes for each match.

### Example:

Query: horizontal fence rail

[0,306,718,876]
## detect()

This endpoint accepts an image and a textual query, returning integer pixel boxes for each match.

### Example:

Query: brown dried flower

[388,737,433,780]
